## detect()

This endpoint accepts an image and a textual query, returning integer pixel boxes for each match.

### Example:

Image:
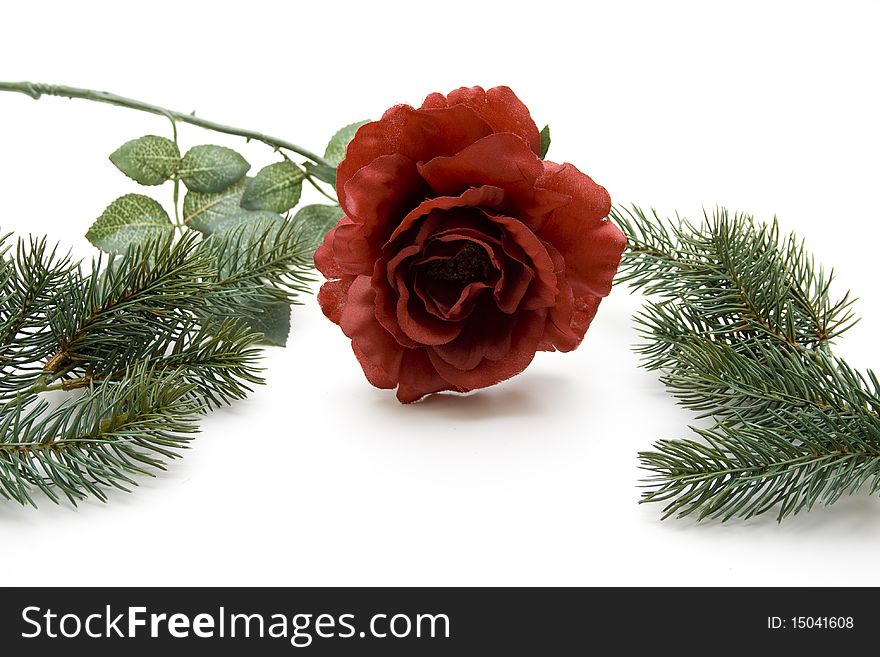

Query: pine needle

[616,205,878,521]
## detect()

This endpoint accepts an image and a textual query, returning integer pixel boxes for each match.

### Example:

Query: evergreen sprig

[47,232,214,375]
[615,205,880,521]
[0,364,202,506]
[1,235,77,403]
[202,220,315,311]
[0,223,309,506]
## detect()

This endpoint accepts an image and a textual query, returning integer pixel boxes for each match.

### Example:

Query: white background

[1,0,879,586]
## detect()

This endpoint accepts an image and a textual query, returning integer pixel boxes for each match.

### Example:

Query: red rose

[315,86,626,403]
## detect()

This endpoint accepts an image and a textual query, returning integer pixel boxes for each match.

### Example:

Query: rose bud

[315,86,626,402]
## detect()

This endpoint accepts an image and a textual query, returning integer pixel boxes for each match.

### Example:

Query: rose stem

[0,81,334,169]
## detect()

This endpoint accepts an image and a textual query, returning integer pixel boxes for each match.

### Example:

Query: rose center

[423,242,491,284]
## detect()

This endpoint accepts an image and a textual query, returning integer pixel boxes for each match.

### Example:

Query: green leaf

[183,178,248,231]
[179,145,250,193]
[324,120,370,166]
[183,177,285,236]
[304,161,337,186]
[197,202,291,346]
[199,210,284,239]
[539,125,551,159]
[109,135,180,186]
[86,194,173,254]
[244,301,290,346]
[241,161,304,213]
[293,204,344,256]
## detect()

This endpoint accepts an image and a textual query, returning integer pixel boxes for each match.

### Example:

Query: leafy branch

[616,205,879,521]
[0,83,374,507]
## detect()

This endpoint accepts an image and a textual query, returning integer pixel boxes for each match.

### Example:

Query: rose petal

[352,340,397,390]
[317,276,354,326]
[430,304,516,371]
[314,217,352,280]
[494,259,533,314]
[428,308,549,389]
[337,104,493,212]
[411,234,500,321]
[416,278,492,322]
[421,86,541,156]
[373,241,467,348]
[536,244,579,352]
[417,132,540,196]
[537,161,626,298]
[395,271,463,346]
[340,276,406,381]
[417,134,567,229]
[384,243,422,289]
[333,154,425,275]
[571,295,601,342]
[486,212,558,310]
[395,348,457,403]
[387,186,505,245]
[373,245,421,348]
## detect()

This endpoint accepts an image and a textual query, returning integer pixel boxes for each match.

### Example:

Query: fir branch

[55,319,265,411]
[46,231,214,375]
[651,338,880,425]
[616,205,880,521]
[641,417,880,521]
[0,231,282,505]
[1,235,75,358]
[0,235,77,402]
[201,220,315,311]
[0,365,201,507]
[615,205,857,349]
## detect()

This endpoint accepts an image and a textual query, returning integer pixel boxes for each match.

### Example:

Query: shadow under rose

[377,371,574,422]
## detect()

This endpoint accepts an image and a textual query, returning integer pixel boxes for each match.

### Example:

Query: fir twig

[201,220,315,311]
[0,225,310,506]
[616,205,879,521]
[0,365,201,507]
[1,235,77,402]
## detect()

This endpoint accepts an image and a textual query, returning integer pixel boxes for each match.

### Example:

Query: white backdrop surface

[1,0,879,586]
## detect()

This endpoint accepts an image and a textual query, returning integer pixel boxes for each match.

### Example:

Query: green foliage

[182,177,250,232]
[191,210,283,239]
[324,120,369,166]
[0,86,362,507]
[616,205,877,521]
[86,194,174,254]
[135,318,264,410]
[304,161,337,186]
[89,124,325,359]
[293,204,343,255]
[201,219,313,309]
[0,364,202,506]
[642,419,880,522]
[109,135,180,186]
[50,232,213,374]
[0,225,310,505]
[0,235,77,403]
[179,145,250,193]
[241,161,304,213]
[539,124,551,158]
[244,301,291,346]
[617,206,856,349]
